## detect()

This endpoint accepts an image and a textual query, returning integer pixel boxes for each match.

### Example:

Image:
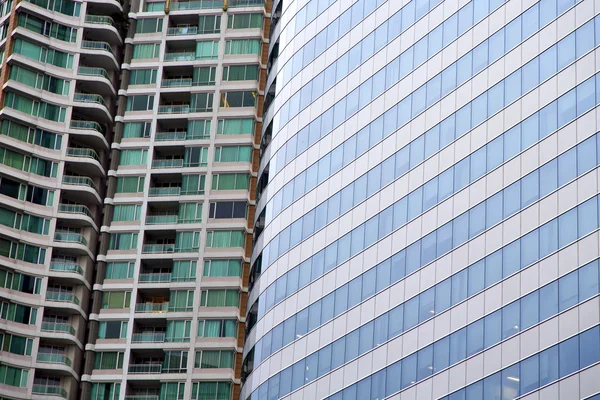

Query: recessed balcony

[49,261,84,276]
[145,214,178,225]
[148,187,181,197]
[37,353,72,367]
[32,384,67,398]
[167,26,198,36]
[54,231,88,246]
[80,40,118,70]
[128,363,162,375]
[141,244,175,254]
[46,291,80,306]
[131,332,166,343]
[134,302,169,313]
[41,322,76,336]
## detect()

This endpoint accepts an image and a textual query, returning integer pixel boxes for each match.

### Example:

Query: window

[217,118,254,135]
[116,176,145,193]
[163,351,188,373]
[200,290,240,307]
[161,382,185,400]
[98,321,128,339]
[90,383,120,400]
[222,65,259,81]
[123,122,152,138]
[1,120,61,150]
[181,174,206,195]
[191,382,231,400]
[94,351,124,369]
[211,174,249,190]
[136,18,163,33]
[119,149,148,165]
[13,38,73,68]
[184,147,208,167]
[175,231,200,252]
[172,260,197,282]
[108,233,138,250]
[205,230,245,248]
[166,320,191,342]
[178,203,202,223]
[198,319,238,337]
[129,69,157,85]
[227,13,262,29]
[112,204,141,221]
[144,1,165,11]
[195,350,234,368]
[188,119,211,139]
[17,13,77,42]
[220,91,257,107]
[198,15,221,33]
[1,333,33,356]
[203,260,242,277]
[0,269,41,294]
[101,291,131,309]
[132,43,160,59]
[196,41,218,59]
[0,364,28,387]
[10,65,70,95]
[4,92,66,122]
[193,67,216,85]
[0,301,37,324]
[225,39,261,55]
[214,146,252,162]
[209,201,247,219]
[190,92,214,112]
[126,95,154,111]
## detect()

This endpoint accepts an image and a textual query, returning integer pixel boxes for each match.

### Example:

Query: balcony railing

[85,15,116,27]
[70,120,103,133]
[170,0,222,9]
[46,291,80,305]
[124,396,160,400]
[62,176,99,192]
[128,363,162,374]
[155,131,187,141]
[138,273,171,283]
[78,66,111,80]
[167,26,198,36]
[161,78,192,88]
[145,215,178,225]
[151,159,184,168]
[229,0,265,5]
[157,105,190,114]
[141,244,175,254]
[37,353,72,366]
[54,232,88,246]
[58,204,93,219]
[66,147,100,161]
[134,302,169,313]
[131,332,166,343]
[164,52,194,62]
[82,40,113,54]
[41,322,76,335]
[49,262,83,275]
[74,93,106,107]
[148,187,181,197]
[168,305,193,312]
[32,385,67,398]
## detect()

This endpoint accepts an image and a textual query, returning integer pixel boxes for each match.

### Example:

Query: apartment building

[0,0,269,399]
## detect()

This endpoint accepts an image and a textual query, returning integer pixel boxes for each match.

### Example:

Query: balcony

[169,0,222,10]
[70,120,103,133]
[157,105,190,115]
[54,232,88,246]
[128,363,162,374]
[58,204,94,219]
[131,332,166,343]
[85,15,116,27]
[155,131,187,141]
[81,40,113,53]
[229,0,264,5]
[78,66,111,81]
[46,291,80,305]
[151,159,184,169]
[37,353,72,367]
[49,261,84,275]
[66,147,100,161]
[167,26,198,36]
[141,244,175,254]
[161,78,192,88]
[32,385,67,398]
[148,187,181,197]
[134,302,169,313]
[145,215,178,225]
[164,52,194,62]
[74,93,106,107]
[62,176,99,193]
[41,322,76,335]
[138,272,171,283]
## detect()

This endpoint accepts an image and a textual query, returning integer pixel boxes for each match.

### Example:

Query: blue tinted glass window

[578,196,598,237]
[482,372,501,400]
[466,319,484,356]
[521,291,539,330]
[433,336,450,372]
[401,353,417,389]
[451,268,468,305]
[520,230,539,269]
[484,310,502,348]
[539,218,559,258]
[558,33,576,70]
[389,305,404,337]
[580,326,600,368]
[559,336,579,377]
[539,281,558,320]
[502,301,520,339]
[503,241,520,278]
[521,353,540,394]
[417,345,434,381]
[385,362,401,396]
[522,57,540,93]
[539,158,558,198]
[539,345,559,385]
[505,69,522,105]
[558,208,578,248]
[540,45,557,82]
[579,261,599,301]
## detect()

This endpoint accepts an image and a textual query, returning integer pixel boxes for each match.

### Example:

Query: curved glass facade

[244,0,600,398]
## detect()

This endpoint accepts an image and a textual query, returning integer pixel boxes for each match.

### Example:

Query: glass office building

[243,0,600,399]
